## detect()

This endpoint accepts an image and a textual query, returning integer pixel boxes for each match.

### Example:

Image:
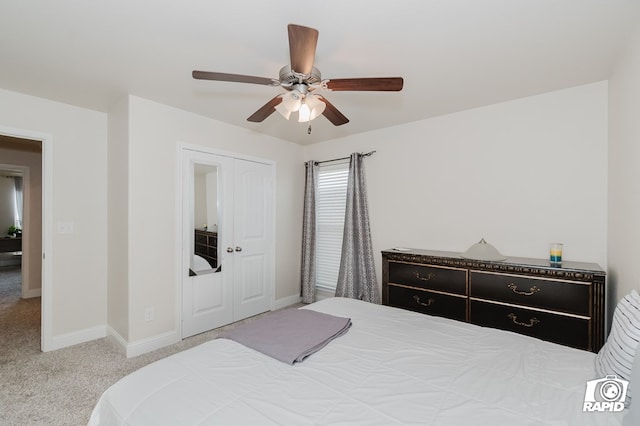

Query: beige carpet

[0,266,300,425]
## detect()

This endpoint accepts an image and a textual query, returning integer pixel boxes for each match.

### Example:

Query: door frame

[176,143,276,339]
[0,125,53,352]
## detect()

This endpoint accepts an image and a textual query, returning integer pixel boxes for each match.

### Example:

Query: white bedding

[90,298,626,425]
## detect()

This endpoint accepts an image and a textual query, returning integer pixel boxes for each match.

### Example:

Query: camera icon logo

[583,375,629,412]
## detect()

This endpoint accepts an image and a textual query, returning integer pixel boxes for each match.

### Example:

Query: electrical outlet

[144,307,154,322]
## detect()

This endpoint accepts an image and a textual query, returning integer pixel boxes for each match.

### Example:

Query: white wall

[305,82,609,293]
[608,26,640,306]
[0,88,108,348]
[125,96,304,344]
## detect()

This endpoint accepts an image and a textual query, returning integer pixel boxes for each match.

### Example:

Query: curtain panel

[300,160,318,303]
[335,153,380,303]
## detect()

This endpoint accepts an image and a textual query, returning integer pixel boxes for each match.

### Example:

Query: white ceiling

[1,1,639,145]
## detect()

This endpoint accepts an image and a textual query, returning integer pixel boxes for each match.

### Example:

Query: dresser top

[195,229,218,236]
[382,248,605,276]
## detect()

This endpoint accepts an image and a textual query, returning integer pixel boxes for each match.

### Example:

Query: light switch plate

[57,222,74,234]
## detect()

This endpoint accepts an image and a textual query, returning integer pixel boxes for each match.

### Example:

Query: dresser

[0,237,21,253]
[382,248,606,352]
[194,229,218,268]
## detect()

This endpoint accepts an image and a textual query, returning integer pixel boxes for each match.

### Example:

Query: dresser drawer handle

[414,271,436,281]
[507,313,540,328]
[507,283,540,296]
[413,295,435,307]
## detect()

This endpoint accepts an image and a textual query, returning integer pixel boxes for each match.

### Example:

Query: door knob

[235,246,242,252]
[226,247,234,253]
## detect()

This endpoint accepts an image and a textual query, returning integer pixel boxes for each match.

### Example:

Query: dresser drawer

[469,300,591,351]
[469,271,591,316]
[387,284,467,322]
[388,262,467,295]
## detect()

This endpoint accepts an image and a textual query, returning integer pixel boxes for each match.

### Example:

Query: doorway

[0,127,51,352]
[0,134,43,351]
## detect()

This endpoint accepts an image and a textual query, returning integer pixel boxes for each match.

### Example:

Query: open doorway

[0,135,42,352]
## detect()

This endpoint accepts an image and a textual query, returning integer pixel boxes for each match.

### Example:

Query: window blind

[315,162,349,291]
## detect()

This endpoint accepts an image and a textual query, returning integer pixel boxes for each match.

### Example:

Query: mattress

[89,297,626,425]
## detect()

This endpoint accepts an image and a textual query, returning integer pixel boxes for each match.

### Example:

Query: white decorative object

[461,238,506,261]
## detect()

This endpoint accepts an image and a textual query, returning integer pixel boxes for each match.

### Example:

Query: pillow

[595,289,640,406]
[623,342,640,425]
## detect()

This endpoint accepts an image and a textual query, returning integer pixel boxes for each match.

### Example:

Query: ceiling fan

[192,24,404,127]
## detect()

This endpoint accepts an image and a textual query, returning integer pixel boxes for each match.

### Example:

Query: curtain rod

[314,150,376,166]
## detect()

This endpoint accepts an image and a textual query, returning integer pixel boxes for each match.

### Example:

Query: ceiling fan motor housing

[279,65,322,89]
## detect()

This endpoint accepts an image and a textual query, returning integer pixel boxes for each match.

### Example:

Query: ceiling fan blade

[325,77,404,91]
[247,96,283,122]
[317,96,349,126]
[192,70,276,86]
[288,24,319,76]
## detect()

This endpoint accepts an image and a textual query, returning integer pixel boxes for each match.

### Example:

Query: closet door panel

[182,152,233,338]
[233,159,274,320]
[237,254,267,300]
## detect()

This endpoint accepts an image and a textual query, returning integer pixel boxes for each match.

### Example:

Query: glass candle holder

[549,243,563,266]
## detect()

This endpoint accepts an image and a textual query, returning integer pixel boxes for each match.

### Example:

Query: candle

[550,243,563,265]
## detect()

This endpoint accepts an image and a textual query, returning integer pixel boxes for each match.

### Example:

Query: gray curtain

[300,160,318,303]
[335,153,380,303]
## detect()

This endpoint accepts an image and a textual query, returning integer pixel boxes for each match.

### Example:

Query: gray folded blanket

[220,308,352,364]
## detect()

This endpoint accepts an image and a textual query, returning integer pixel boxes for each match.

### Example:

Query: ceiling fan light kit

[193,24,404,131]
[301,95,326,122]
[272,85,325,123]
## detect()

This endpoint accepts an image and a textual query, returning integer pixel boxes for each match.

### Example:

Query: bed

[89,297,633,425]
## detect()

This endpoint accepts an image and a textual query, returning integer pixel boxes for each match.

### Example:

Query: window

[315,161,349,291]
[13,176,23,229]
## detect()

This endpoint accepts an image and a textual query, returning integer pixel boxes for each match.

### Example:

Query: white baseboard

[124,330,181,358]
[46,325,107,352]
[23,288,41,298]
[315,288,335,301]
[107,326,181,358]
[272,291,334,310]
[101,294,308,358]
[106,326,128,355]
[45,294,319,356]
[274,293,302,310]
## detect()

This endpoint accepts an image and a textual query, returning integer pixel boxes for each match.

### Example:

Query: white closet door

[232,159,274,320]
[182,152,233,338]
[182,148,274,339]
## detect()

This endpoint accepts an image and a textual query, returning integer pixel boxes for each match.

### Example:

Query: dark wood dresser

[194,230,218,268]
[0,237,21,253]
[382,248,606,352]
